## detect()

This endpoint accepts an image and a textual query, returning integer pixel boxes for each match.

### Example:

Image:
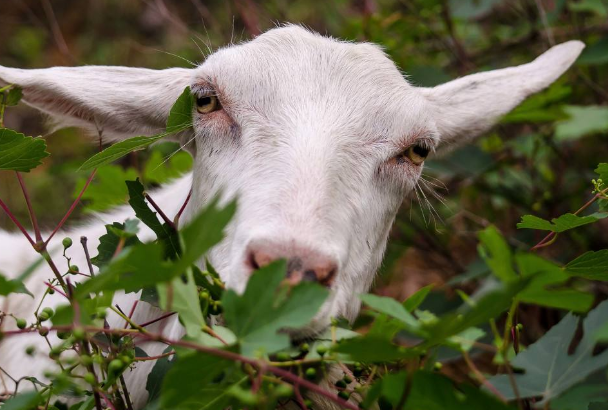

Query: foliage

[1,1,608,410]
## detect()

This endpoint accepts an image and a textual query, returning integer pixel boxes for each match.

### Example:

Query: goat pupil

[413,145,429,158]
[197,96,211,106]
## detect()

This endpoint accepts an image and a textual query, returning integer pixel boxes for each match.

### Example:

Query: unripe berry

[80,355,93,367]
[72,327,86,341]
[25,346,35,356]
[96,308,107,319]
[300,343,310,353]
[62,237,73,249]
[108,359,124,373]
[316,344,328,356]
[343,375,353,384]
[305,367,317,380]
[16,318,27,329]
[335,379,347,389]
[38,311,50,322]
[38,327,49,336]
[274,384,293,398]
[57,331,71,340]
[83,373,96,385]
[69,265,79,274]
[275,352,291,362]
[42,307,54,318]
[338,391,350,400]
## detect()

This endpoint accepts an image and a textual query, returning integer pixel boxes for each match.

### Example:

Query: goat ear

[0,65,192,142]
[421,41,584,152]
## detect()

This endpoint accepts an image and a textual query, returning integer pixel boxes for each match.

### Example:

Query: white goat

[0,25,583,409]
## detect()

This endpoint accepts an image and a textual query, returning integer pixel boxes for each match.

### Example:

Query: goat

[0,25,583,409]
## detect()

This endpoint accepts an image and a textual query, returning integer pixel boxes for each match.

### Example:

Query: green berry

[305,367,317,380]
[96,308,107,319]
[38,327,49,336]
[92,354,104,365]
[48,288,55,295]
[83,373,96,385]
[275,352,291,362]
[49,347,62,360]
[343,375,353,384]
[15,318,27,329]
[335,379,347,389]
[25,346,35,356]
[300,343,310,353]
[38,311,50,322]
[62,237,73,249]
[316,344,328,356]
[69,265,79,274]
[338,391,350,400]
[80,355,93,367]
[119,355,133,366]
[42,307,54,318]
[274,384,293,398]
[108,359,124,373]
[72,327,86,341]
[433,362,443,371]
[199,290,210,300]
[57,331,71,340]
[516,323,524,331]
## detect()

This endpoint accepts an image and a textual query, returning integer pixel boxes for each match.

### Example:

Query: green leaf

[158,270,205,338]
[91,221,141,268]
[569,0,607,17]
[578,35,608,65]
[0,128,49,172]
[596,163,608,182]
[555,106,608,141]
[516,253,594,312]
[565,250,608,281]
[160,351,237,410]
[405,371,516,410]
[79,88,193,171]
[333,336,420,362]
[359,293,419,330]
[166,87,194,132]
[0,256,44,297]
[589,403,608,410]
[422,281,527,345]
[502,83,570,124]
[75,165,138,212]
[478,226,516,281]
[76,242,173,296]
[0,391,41,410]
[489,300,608,404]
[517,213,607,233]
[126,179,180,259]
[174,197,236,275]
[146,346,175,404]
[222,261,329,356]
[552,384,608,410]
[79,134,166,171]
[5,86,23,106]
[144,149,192,185]
[403,284,434,312]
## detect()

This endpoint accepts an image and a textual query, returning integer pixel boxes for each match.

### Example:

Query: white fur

[0,26,584,408]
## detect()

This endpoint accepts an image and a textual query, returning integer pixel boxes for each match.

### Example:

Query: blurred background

[1,0,607,359]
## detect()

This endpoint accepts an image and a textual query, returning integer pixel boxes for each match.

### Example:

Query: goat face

[0,25,584,336]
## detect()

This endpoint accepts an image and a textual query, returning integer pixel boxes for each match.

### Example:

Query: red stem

[174,189,192,226]
[45,169,97,246]
[3,325,359,410]
[138,311,177,328]
[0,198,35,246]
[44,281,68,298]
[15,172,42,243]
[144,192,175,229]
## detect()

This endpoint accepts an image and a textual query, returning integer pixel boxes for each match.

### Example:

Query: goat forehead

[197,27,413,109]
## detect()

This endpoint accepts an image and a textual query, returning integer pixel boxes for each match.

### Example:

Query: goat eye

[395,144,429,166]
[196,95,220,114]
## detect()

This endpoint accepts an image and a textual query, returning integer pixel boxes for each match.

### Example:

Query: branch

[46,170,97,246]
[15,172,42,243]
[0,198,35,246]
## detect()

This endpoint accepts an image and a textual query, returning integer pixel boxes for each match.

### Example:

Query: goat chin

[0,173,344,410]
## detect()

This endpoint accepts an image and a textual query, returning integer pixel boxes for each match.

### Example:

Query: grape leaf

[565,249,608,281]
[166,87,194,132]
[359,293,420,330]
[222,260,329,357]
[555,105,608,141]
[79,134,166,171]
[517,213,607,232]
[489,300,608,404]
[0,128,49,172]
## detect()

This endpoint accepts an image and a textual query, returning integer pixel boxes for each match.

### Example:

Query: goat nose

[247,243,338,287]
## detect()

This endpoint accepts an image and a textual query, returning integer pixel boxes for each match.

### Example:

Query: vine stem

[0,198,35,246]
[3,325,360,410]
[462,351,506,402]
[144,192,175,229]
[531,186,608,251]
[15,172,42,243]
[45,169,97,246]
[174,189,192,227]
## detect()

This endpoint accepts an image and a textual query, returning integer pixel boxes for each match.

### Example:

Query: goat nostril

[303,270,317,282]
[248,250,274,272]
